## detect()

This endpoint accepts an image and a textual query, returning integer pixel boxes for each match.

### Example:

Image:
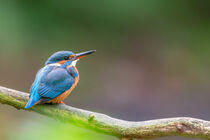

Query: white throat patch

[72,59,78,66]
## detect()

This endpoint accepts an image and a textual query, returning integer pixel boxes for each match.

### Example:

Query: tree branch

[0,86,210,139]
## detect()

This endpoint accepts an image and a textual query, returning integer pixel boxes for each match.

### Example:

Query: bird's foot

[58,101,65,104]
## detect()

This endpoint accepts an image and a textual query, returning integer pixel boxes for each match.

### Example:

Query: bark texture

[0,86,210,139]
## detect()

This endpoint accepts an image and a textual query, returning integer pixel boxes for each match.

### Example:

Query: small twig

[0,86,210,139]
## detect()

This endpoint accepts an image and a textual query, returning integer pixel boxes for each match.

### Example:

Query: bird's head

[45,50,96,67]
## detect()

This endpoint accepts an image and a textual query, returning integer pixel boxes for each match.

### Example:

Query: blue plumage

[25,50,95,109]
[38,67,75,98]
[25,64,76,109]
[45,51,74,65]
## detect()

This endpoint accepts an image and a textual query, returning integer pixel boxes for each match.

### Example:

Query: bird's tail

[25,95,41,109]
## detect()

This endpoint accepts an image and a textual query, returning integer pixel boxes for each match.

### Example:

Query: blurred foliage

[7,116,115,140]
[0,1,210,140]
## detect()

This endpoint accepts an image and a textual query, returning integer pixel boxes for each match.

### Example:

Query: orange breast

[49,66,79,103]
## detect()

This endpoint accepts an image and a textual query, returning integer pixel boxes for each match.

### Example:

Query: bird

[25,50,96,109]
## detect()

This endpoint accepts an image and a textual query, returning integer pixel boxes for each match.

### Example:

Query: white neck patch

[48,63,61,67]
[47,60,78,67]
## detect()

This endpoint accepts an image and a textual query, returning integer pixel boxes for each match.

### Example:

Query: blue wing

[25,65,74,109]
[38,67,74,99]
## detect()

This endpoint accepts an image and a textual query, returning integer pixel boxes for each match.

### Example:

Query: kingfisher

[25,50,96,109]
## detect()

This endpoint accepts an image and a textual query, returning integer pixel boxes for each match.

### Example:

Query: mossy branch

[0,86,210,139]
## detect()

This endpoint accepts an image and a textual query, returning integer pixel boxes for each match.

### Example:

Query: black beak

[74,50,96,60]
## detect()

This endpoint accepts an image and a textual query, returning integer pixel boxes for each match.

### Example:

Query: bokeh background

[0,1,210,140]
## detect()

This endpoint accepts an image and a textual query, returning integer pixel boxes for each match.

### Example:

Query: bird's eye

[64,56,69,60]
[69,55,75,59]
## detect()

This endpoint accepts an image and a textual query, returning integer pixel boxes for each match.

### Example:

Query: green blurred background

[0,1,210,140]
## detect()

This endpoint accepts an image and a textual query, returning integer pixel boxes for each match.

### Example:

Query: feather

[25,64,78,109]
